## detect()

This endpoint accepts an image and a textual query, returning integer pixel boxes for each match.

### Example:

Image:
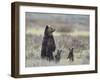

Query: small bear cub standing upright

[55,50,62,63]
[67,48,74,61]
[41,25,56,61]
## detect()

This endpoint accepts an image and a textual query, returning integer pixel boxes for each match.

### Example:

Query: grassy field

[25,28,89,67]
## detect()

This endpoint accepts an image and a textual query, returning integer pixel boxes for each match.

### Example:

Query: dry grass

[25,29,89,67]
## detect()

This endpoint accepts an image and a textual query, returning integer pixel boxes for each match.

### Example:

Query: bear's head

[44,25,55,36]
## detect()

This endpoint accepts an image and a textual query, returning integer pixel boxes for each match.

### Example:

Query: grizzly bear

[41,25,56,61]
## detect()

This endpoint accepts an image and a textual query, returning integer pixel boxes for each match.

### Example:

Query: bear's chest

[47,38,54,45]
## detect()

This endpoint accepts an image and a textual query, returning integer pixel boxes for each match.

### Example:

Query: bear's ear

[46,25,49,29]
[44,25,49,35]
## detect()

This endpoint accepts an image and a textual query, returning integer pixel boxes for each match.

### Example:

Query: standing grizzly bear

[41,25,56,61]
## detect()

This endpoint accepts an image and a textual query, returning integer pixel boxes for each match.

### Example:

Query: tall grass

[25,29,89,67]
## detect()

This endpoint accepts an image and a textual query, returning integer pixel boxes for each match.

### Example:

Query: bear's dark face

[45,25,55,36]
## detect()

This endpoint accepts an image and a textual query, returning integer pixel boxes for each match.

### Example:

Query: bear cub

[67,48,74,61]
